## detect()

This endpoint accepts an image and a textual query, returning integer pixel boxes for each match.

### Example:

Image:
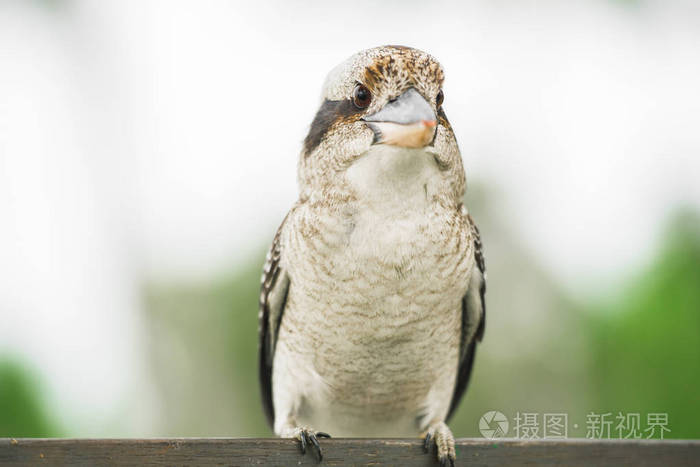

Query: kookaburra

[258,45,485,466]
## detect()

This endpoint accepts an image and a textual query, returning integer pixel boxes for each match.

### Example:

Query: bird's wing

[258,213,291,428]
[446,211,486,421]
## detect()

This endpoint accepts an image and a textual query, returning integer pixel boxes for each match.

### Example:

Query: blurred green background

[3,192,698,439]
[140,202,700,439]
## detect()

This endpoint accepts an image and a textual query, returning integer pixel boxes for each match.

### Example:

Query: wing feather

[446,212,486,421]
[258,214,291,428]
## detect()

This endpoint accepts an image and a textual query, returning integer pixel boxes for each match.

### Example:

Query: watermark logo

[479,410,509,438]
[478,411,670,440]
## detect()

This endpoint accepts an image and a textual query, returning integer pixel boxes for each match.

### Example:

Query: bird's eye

[353,84,372,109]
[436,89,444,108]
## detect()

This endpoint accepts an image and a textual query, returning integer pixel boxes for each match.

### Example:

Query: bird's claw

[294,427,330,462]
[422,422,456,467]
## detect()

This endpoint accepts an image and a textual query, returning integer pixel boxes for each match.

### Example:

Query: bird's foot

[280,425,331,461]
[422,421,456,467]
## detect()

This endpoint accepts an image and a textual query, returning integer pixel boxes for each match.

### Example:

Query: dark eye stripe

[437,106,452,131]
[303,99,363,156]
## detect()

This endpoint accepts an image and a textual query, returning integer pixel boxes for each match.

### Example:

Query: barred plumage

[257,45,485,466]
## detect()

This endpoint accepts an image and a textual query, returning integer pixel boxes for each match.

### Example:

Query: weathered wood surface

[1,438,699,466]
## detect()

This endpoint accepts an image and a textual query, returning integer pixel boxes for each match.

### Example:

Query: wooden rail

[1,438,699,466]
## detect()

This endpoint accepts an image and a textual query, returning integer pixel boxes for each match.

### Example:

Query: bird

[258,45,485,466]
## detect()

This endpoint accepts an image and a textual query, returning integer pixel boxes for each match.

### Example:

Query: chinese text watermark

[479,411,671,440]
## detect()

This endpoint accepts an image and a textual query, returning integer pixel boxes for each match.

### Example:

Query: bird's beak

[362,88,437,148]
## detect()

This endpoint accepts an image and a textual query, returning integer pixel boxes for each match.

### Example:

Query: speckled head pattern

[321,45,444,105]
[299,45,463,203]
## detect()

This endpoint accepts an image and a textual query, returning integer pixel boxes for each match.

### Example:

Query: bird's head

[299,46,464,204]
